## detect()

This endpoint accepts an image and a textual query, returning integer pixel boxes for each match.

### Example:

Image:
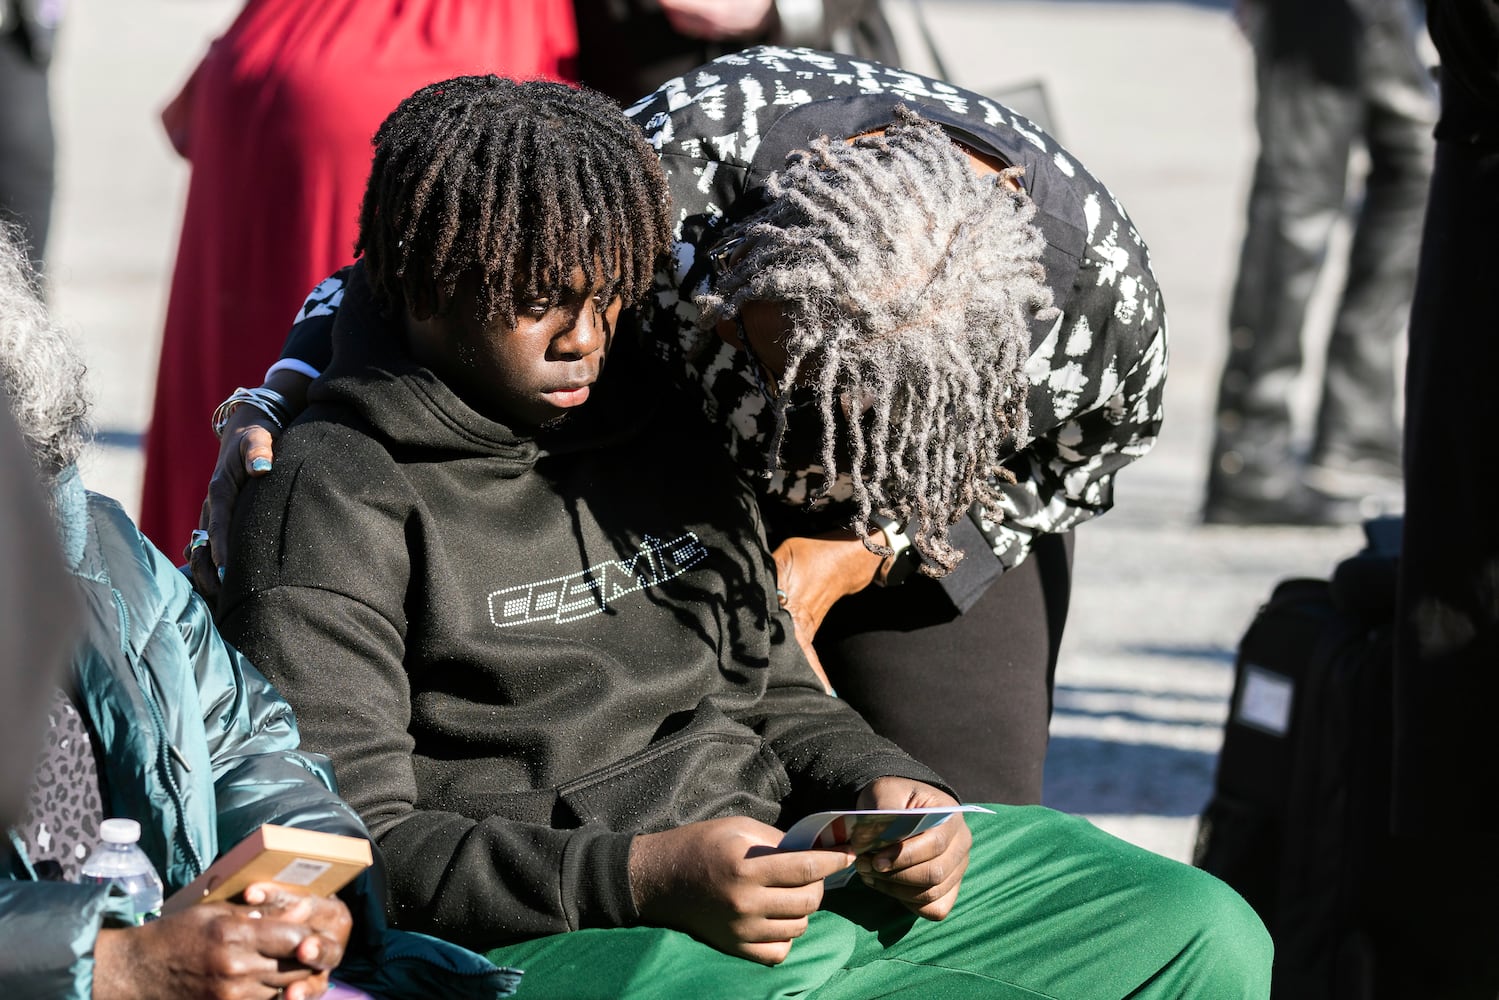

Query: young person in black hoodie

[215,75,1271,999]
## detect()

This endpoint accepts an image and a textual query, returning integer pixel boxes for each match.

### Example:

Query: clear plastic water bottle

[79,818,164,924]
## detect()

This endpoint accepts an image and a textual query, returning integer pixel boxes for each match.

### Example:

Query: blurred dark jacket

[1263,0,1419,86]
[575,0,899,104]
[1427,0,1499,144]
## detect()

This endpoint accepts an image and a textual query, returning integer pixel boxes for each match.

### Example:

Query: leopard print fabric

[18,687,104,881]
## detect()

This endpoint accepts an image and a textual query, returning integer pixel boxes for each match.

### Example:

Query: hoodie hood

[311,261,656,472]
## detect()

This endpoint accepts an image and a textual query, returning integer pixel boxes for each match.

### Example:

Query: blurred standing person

[575,0,899,104]
[1389,1,1499,995]
[0,0,62,271]
[0,382,76,828]
[1204,0,1436,525]
[138,0,577,553]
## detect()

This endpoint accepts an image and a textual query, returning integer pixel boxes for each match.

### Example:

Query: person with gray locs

[198,48,1166,806]
[0,225,517,1000]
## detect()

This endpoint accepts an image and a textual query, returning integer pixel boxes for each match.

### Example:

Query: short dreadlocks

[696,107,1058,576]
[357,75,671,327]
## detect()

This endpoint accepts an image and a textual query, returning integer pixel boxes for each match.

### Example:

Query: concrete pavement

[45,0,1375,863]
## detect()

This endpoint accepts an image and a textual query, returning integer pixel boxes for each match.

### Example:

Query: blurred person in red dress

[138,0,577,552]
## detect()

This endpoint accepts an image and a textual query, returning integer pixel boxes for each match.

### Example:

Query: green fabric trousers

[485,806,1272,1000]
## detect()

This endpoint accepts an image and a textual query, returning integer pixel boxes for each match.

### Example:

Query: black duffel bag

[1194,518,1399,1000]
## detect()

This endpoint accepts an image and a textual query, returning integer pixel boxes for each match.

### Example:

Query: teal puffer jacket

[1,472,519,1000]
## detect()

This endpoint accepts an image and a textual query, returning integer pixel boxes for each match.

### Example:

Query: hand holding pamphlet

[778,805,995,888]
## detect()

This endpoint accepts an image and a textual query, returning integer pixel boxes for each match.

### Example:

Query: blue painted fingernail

[218,566,226,582]
[251,458,272,473]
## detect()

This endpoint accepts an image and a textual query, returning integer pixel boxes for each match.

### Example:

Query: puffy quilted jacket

[0,470,519,1000]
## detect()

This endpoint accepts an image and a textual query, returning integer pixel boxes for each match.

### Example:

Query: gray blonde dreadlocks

[696,106,1058,575]
[357,76,671,326]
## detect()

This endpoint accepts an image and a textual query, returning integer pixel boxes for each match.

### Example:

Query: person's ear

[402,282,442,323]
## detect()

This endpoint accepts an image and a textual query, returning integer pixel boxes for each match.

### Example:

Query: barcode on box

[273,858,334,886]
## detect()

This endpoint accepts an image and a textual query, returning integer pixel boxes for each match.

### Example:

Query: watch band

[870,514,918,587]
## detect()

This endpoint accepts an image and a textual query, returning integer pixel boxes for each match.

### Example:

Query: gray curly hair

[0,224,91,489]
[695,107,1058,575]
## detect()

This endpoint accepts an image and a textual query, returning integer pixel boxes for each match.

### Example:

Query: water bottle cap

[99,818,142,844]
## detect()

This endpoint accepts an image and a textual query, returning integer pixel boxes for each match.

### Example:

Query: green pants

[485,806,1272,1000]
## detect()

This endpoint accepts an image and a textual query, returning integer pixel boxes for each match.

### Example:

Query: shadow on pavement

[1043,736,1215,816]
[1119,643,1235,665]
[95,428,144,450]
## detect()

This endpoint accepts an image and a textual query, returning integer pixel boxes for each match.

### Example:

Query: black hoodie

[216,264,947,948]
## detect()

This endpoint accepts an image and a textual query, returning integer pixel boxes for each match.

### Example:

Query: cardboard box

[163,824,372,915]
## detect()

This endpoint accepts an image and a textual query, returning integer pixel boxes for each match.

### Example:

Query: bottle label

[79,874,163,925]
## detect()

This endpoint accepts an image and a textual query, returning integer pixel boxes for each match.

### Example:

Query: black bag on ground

[1193,519,1398,1000]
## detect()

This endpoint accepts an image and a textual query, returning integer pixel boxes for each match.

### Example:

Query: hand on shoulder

[192,370,311,601]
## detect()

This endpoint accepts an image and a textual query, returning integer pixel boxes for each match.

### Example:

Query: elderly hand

[771,529,886,691]
[93,888,350,1000]
[851,777,971,921]
[242,882,353,982]
[188,371,309,600]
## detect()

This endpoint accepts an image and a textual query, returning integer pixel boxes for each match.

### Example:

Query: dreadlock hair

[695,106,1058,576]
[356,75,671,327]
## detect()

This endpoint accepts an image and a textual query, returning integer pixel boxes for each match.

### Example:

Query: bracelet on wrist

[210,386,292,440]
[870,514,917,587]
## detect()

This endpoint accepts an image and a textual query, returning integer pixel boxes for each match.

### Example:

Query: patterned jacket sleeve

[979,204,1168,571]
[273,268,351,377]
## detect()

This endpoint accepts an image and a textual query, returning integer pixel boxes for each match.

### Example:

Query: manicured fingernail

[251,458,272,473]
[218,566,226,582]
